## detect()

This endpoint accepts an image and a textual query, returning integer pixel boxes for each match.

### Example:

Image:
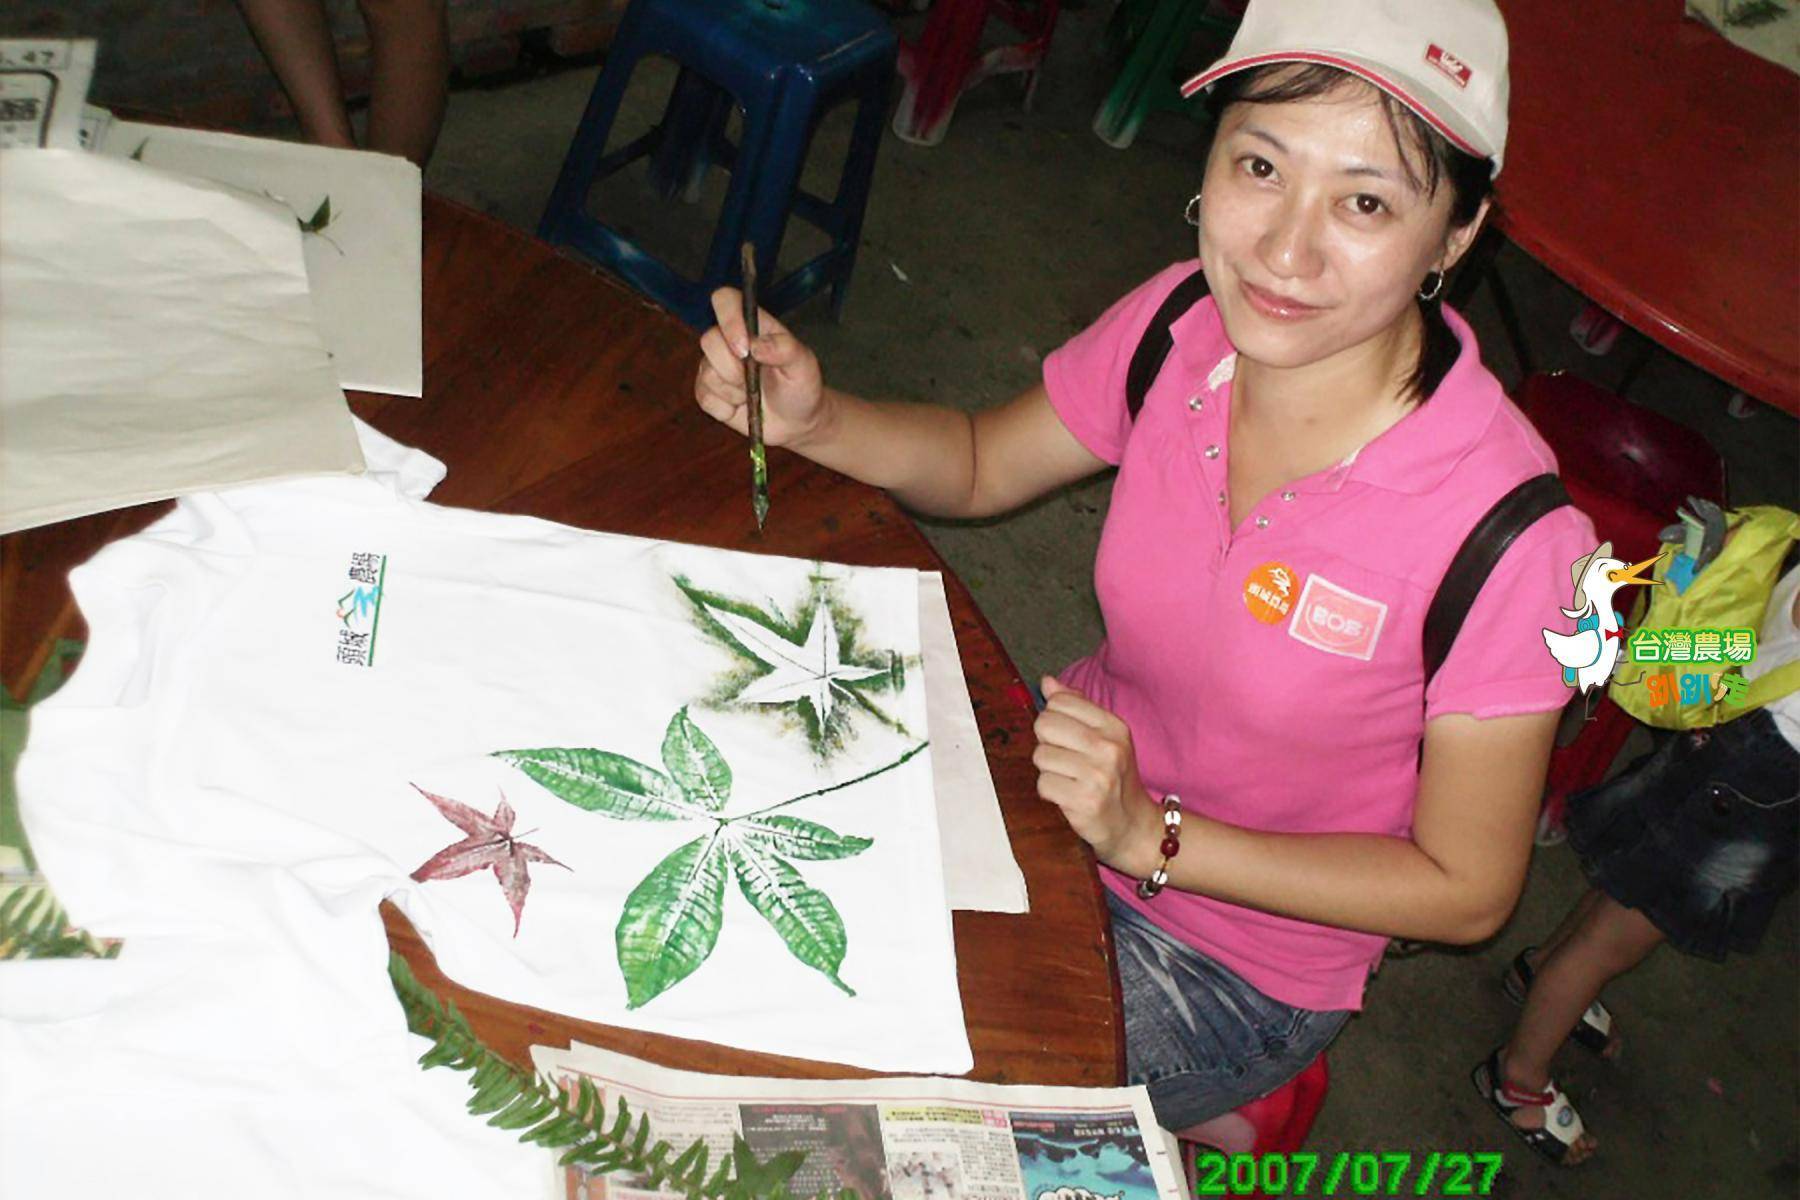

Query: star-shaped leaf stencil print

[713,601,885,724]
[675,573,911,757]
[409,784,569,936]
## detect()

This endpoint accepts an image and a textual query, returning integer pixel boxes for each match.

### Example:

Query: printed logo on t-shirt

[1288,574,1387,661]
[334,551,388,667]
[1243,561,1299,624]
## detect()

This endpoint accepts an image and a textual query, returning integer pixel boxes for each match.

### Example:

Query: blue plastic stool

[538,0,897,329]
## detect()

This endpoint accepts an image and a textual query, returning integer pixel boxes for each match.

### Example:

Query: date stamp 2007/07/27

[1193,1151,1504,1197]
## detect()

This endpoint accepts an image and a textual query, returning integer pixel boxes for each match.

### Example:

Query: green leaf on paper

[728,838,853,996]
[736,815,872,861]
[617,834,728,1008]
[661,707,730,812]
[299,196,332,233]
[494,748,702,822]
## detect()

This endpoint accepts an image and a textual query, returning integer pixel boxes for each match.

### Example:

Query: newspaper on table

[530,1042,1186,1200]
[0,39,95,149]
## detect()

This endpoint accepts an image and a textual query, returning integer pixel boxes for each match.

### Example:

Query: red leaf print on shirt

[409,783,568,936]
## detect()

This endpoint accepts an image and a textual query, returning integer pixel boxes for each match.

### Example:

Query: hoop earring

[1184,193,1202,227]
[1418,270,1445,301]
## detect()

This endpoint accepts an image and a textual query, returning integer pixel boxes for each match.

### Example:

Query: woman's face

[1198,76,1483,373]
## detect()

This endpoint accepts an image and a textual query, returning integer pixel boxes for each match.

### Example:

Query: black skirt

[1566,707,1800,960]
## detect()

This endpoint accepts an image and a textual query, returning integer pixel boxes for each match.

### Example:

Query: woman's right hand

[696,287,829,449]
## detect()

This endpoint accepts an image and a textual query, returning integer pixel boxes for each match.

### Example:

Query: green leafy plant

[388,953,852,1199]
[0,885,120,960]
[0,641,113,961]
[496,708,925,1007]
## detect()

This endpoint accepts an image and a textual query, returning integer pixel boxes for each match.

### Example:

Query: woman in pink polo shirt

[696,0,1596,1163]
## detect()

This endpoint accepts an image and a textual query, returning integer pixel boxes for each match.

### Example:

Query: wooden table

[1494,0,1799,415]
[0,196,1122,1086]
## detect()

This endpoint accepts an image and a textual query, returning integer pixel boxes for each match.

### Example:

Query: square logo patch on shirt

[1288,574,1388,661]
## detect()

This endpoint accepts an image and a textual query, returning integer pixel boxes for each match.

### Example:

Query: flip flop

[1502,947,1617,1056]
[1472,1047,1589,1167]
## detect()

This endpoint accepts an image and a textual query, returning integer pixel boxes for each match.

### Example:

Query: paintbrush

[740,242,770,530]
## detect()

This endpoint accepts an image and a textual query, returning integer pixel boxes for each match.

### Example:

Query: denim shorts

[1568,706,1799,960]
[1108,891,1351,1131]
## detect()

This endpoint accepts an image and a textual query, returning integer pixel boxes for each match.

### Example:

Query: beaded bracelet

[1134,793,1184,900]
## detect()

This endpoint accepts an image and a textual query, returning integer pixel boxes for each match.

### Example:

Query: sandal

[1503,946,1617,1056]
[1472,1048,1589,1166]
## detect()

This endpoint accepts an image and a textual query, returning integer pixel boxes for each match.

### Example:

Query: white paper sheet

[17,422,972,1074]
[919,572,1029,913]
[0,149,364,535]
[96,119,424,396]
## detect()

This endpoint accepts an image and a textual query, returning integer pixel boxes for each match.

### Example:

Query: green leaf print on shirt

[674,570,915,759]
[495,708,924,1008]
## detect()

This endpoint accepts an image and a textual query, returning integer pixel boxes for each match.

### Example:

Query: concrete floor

[422,7,1798,1196]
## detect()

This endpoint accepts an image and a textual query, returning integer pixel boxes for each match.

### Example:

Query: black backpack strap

[1125,268,1212,420]
[1422,473,1572,685]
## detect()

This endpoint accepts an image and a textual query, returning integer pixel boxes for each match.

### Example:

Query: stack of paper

[0,149,365,534]
[96,120,424,396]
[1,40,424,536]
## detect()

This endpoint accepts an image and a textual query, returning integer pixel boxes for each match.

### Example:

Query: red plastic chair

[1183,1053,1329,1197]
[1514,373,1728,830]
[892,0,1060,145]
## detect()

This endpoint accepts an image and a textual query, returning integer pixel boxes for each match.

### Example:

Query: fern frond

[387,954,834,1198]
[0,884,120,960]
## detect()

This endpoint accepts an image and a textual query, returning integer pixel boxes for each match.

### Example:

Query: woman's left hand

[1032,676,1162,874]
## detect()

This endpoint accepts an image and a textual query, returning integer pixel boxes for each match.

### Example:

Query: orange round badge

[1244,562,1300,624]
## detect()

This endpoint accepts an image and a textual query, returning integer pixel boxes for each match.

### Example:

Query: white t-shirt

[16,420,969,1065]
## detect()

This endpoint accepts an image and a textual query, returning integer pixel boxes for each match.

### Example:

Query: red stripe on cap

[1179,51,1485,159]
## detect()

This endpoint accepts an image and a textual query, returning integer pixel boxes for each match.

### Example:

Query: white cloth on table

[15,421,971,1074]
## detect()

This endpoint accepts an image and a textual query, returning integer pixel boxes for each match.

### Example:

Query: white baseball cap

[1180,0,1510,176]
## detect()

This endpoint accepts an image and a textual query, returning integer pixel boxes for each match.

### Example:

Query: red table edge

[1495,205,1800,417]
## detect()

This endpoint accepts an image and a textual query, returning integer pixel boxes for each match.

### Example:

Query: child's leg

[1498,893,1663,1161]
[1531,886,1603,963]
[234,0,358,150]
[356,0,450,167]
[1515,886,1622,1054]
